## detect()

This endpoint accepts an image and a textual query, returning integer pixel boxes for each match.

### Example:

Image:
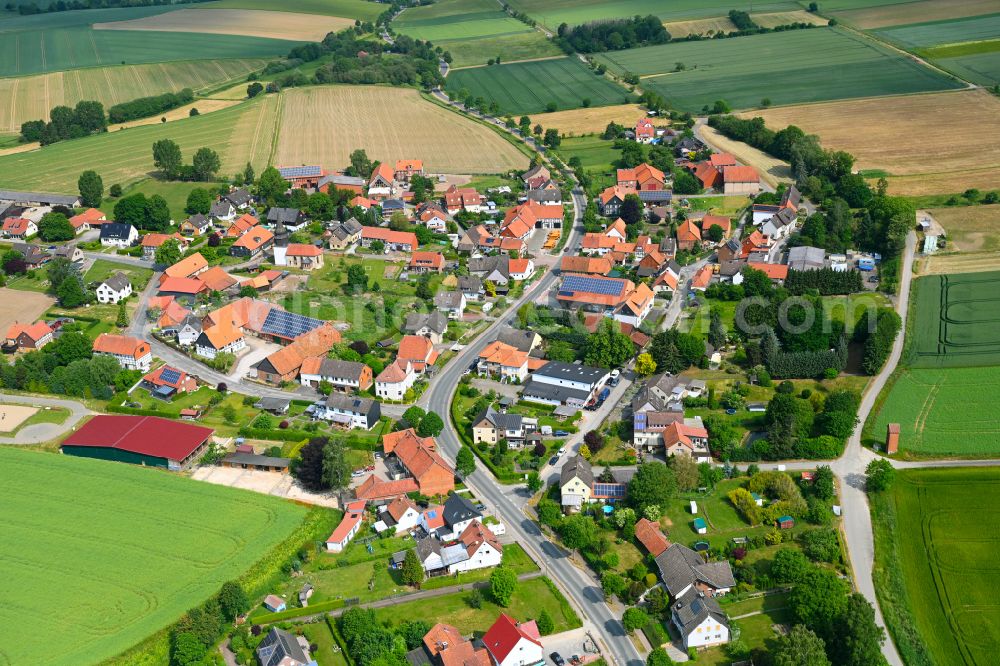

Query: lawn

[871,467,1000,666]
[593,27,962,112]
[0,7,301,78]
[0,446,307,666]
[556,135,621,174]
[99,178,223,223]
[686,195,752,217]
[374,577,581,634]
[661,478,784,547]
[445,57,632,116]
[83,258,154,291]
[504,0,797,28]
[0,94,279,193]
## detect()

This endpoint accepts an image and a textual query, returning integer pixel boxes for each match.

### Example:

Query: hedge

[255,597,345,623]
[238,426,315,442]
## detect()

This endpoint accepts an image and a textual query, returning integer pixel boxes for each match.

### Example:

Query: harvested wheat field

[95,8,350,41]
[748,90,1000,195]
[0,59,265,133]
[663,16,737,38]
[699,123,792,188]
[528,104,646,135]
[926,204,1000,253]
[274,86,529,174]
[751,10,829,28]
[0,288,54,335]
[113,99,244,131]
[833,0,1000,29]
[922,250,1000,275]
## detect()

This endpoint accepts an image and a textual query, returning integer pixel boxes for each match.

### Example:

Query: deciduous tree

[78,169,103,207]
[490,566,517,606]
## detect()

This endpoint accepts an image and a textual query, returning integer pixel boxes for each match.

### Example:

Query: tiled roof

[92,333,149,359]
[163,253,207,279]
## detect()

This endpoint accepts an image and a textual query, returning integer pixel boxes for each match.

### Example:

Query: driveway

[543,627,603,664]
[0,392,93,444]
[229,337,283,383]
[191,465,341,508]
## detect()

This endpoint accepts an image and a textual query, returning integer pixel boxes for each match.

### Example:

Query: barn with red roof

[60,415,213,470]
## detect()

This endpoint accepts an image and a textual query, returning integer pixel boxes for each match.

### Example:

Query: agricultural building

[61,415,213,471]
[887,423,900,455]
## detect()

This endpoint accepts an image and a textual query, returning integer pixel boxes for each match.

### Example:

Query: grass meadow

[504,0,797,28]
[594,27,961,111]
[445,56,632,115]
[872,467,1000,666]
[0,59,266,133]
[99,179,224,222]
[0,447,306,665]
[0,93,280,192]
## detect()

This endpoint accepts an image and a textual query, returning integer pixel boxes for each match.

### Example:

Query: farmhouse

[224,213,258,238]
[722,165,761,195]
[278,165,325,190]
[99,222,138,248]
[395,159,424,183]
[617,163,666,190]
[69,207,106,232]
[368,163,396,199]
[231,226,274,258]
[444,185,484,214]
[95,272,132,304]
[560,255,613,275]
[61,415,212,471]
[598,185,629,216]
[410,251,445,273]
[635,117,656,143]
[5,320,53,351]
[326,500,367,553]
[92,333,152,371]
[356,429,454,500]
[676,219,701,251]
[162,252,208,281]
[319,174,365,195]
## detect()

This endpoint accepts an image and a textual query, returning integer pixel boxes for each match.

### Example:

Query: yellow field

[663,16,737,38]
[751,10,829,28]
[0,59,266,133]
[94,8,351,41]
[528,104,645,135]
[698,123,792,188]
[834,0,1000,29]
[926,204,1000,253]
[746,90,1000,196]
[273,86,529,174]
[921,250,1000,275]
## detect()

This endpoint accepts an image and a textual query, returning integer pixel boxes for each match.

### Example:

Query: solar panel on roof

[160,368,181,385]
[260,308,323,339]
[594,483,626,498]
[278,166,322,178]
[562,275,625,296]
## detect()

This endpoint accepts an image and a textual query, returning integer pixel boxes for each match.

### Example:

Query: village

[0,111,887,666]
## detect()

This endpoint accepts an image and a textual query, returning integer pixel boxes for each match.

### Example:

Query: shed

[689,500,698,514]
[776,516,795,529]
[254,396,291,414]
[693,517,707,534]
[263,594,286,613]
[751,492,763,507]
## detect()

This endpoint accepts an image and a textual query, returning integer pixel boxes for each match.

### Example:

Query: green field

[594,27,962,111]
[908,271,1000,368]
[0,6,300,77]
[0,447,306,665]
[505,0,797,28]
[445,56,631,115]
[99,179,224,222]
[394,0,559,67]
[876,13,1000,48]
[934,49,1000,86]
[556,135,620,173]
[870,366,1000,456]
[872,467,1000,666]
[0,94,279,192]
[196,0,384,21]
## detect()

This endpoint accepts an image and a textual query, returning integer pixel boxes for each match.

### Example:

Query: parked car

[550,653,565,666]
[558,447,566,456]
[554,430,569,437]
[549,456,559,466]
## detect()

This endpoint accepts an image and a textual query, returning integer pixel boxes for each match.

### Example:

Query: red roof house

[482,614,544,666]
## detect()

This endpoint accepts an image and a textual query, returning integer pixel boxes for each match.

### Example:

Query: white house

[483,613,545,666]
[326,500,366,552]
[92,333,152,371]
[671,589,730,650]
[99,223,138,249]
[522,361,610,407]
[374,496,421,534]
[448,521,503,573]
[508,258,535,281]
[312,394,381,430]
[194,326,246,360]
[177,315,202,346]
[375,360,416,401]
[300,358,373,393]
[761,207,796,239]
[95,272,132,304]
[434,291,466,320]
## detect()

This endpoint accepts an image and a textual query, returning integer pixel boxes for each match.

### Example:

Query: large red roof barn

[61,415,213,471]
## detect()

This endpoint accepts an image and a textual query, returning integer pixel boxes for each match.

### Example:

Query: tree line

[784,267,863,295]
[855,307,901,375]
[555,15,670,53]
[20,100,106,145]
[108,88,195,123]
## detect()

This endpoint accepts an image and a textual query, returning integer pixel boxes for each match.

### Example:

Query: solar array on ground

[160,367,181,385]
[561,275,626,295]
[261,308,324,339]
